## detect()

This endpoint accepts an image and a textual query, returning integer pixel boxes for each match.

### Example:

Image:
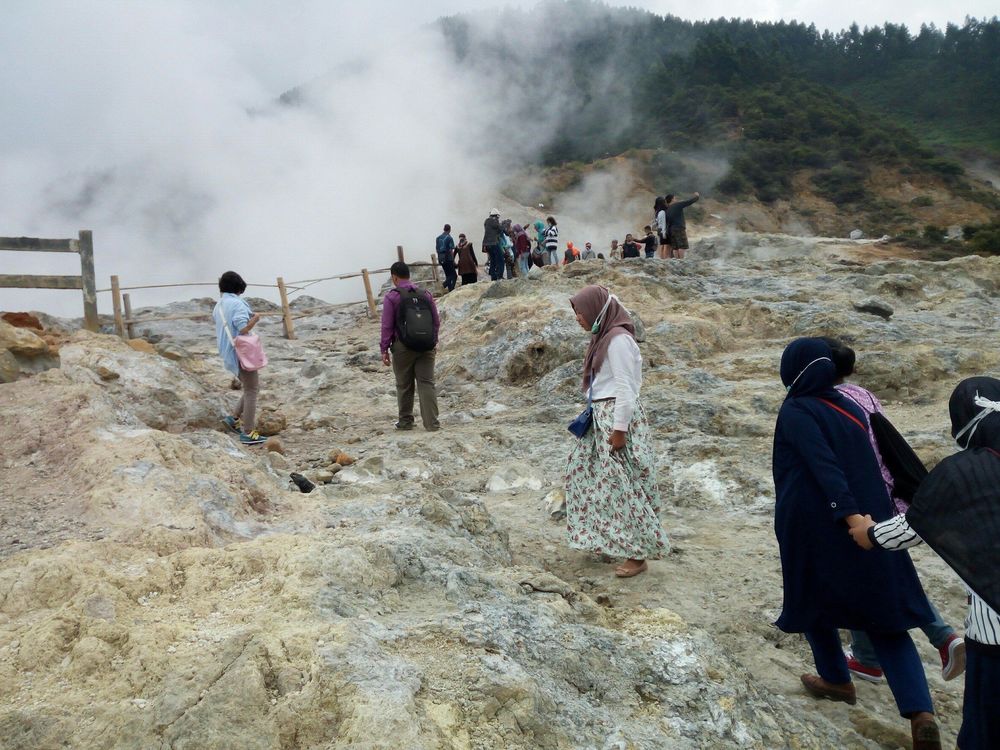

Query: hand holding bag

[567,377,593,438]
[216,307,268,372]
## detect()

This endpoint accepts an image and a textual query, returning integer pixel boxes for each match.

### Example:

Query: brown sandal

[614,560,648,578]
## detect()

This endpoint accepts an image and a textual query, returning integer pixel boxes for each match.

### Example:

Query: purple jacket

[380,280,440,354]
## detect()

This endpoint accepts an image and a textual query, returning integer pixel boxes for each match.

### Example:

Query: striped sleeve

[870,515,923,550]
[966,590,1000,646]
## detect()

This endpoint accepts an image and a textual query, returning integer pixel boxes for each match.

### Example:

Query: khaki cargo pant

[391,340,439,430]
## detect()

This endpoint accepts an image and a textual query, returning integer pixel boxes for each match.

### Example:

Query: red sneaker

[846,655,884,683]
[939,634,966,682]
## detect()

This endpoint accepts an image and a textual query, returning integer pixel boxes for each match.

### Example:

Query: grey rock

[853,297,894,319]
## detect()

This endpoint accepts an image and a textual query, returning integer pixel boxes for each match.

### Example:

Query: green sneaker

[240,430,266,445]
[223,415,242,433]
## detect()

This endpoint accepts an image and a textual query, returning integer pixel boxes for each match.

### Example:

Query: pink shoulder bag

[216,306,268,371]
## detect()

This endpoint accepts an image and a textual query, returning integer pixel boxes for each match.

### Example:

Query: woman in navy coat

[773,338,941,749]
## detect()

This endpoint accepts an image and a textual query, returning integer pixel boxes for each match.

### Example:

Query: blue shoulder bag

[567,377,594,438]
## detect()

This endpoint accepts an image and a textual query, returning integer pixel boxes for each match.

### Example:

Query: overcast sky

[1,0,995,317]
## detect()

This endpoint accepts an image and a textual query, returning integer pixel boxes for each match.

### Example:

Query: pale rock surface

[1,232,995,748]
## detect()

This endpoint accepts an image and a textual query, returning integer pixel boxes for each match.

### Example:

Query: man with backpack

[380,262,441,431]
[436,224,457,292]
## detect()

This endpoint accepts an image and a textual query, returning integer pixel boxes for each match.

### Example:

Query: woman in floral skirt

[564,285,668,577]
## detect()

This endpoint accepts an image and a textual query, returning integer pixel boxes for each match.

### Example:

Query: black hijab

[949,376,1000,450]
[780,337,840,401]
[907,376,1000,614]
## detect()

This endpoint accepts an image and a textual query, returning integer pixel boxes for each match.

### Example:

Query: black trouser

[486,244,504,280]
[440,257,457,291]
[460,272,478,285]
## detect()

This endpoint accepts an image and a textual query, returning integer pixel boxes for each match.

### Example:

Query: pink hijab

[569,285,635,391]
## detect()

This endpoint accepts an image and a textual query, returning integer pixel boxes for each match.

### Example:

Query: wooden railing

[100,245,442,340]
[0,230,98,331]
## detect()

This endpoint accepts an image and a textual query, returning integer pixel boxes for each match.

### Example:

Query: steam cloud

[2,1,990,318]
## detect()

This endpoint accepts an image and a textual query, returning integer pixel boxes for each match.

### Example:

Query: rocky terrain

[1,232,998,749]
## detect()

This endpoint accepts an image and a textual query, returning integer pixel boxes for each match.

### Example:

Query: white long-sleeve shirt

[590,334,641,432]
[871,515,1000,646]
[655,209,667,238]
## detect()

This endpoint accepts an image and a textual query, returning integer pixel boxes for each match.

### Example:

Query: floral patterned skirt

[564,398,669,559]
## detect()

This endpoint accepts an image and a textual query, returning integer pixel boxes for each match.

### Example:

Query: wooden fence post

[78,230,98,331]
[362,268,377,319]
[397,245,405,263]
[430,254,440,284]
[122,293,135,340]
[276,276,296,340]
[110,275,125,338]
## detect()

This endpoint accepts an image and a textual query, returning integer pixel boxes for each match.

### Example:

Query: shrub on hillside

[811,166,868,204]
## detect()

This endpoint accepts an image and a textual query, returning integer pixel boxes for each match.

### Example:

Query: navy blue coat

[772,339,934,633]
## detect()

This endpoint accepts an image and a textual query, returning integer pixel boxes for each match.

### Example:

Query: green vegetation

[438,2,1000,209]
[964,222,1000,254]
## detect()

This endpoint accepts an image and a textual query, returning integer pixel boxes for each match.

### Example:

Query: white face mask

[785,357,832,393]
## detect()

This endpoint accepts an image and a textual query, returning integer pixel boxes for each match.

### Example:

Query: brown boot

[800,674,857,705]
[911,714,941,750]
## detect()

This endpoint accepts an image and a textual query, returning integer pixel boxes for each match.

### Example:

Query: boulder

[0,320,48,356]
[264,437,285,455]
[59,334,225,430]
[256,409,287,436]
[852,297,894,319]
[849,229,865,240]
[1,312,43,330]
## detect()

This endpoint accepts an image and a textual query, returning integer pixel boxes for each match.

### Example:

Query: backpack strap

[816,398,868,433]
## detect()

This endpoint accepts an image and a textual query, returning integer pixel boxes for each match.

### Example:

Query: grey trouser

[235,368,259,432]
[391,341,439,429]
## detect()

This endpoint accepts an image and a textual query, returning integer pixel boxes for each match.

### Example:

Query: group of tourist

[433,192,701,290]
[212,206,997,748]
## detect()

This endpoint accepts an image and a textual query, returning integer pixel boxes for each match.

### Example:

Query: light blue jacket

[213,293,252,375]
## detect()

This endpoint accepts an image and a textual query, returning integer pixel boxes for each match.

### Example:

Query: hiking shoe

[800,674,857,705]
[223,415,241,433]
[239,430,267,445]
[939,634,966,682]
[394,421,414,431]
[846,655,884,684]
[911,715,942,750]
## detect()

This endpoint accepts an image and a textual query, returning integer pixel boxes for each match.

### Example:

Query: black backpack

[393,287,435,351]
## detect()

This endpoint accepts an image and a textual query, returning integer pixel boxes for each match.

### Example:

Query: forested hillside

[438,1,999,222]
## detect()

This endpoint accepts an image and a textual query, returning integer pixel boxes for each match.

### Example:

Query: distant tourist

[483,209,504,281]
[621,234,641,259]
[609,239,621,260]
[664,192,699,259]
[641,225,657,259]
[772,337,941,750]
[500,222,516,279]
[512,224,531,276]
[848,376,1000,750]
[544,216,560,266]
[455,233,478,285]
[821,338,964,685]
[654,196,668,259]
[597,253,606,260]
[581,242,596,260]
[436,224,457,292]
[213,271,267,445]
[562,242,580,264]
[564,285,668,578]
[380,262,440,431]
